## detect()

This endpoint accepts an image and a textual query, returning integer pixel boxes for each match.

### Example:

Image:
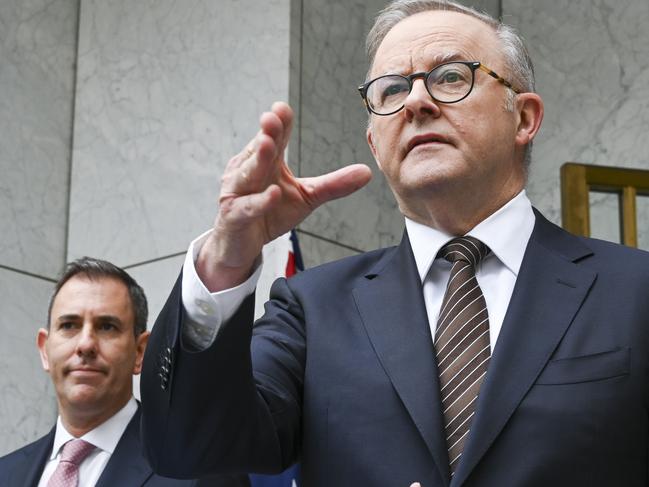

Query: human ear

[366,125,383,172]
[132,331,150,375]
[37,328,50,372]
[514,92,544,147]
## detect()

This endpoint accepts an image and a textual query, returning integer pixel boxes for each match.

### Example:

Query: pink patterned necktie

[47,439,96,487]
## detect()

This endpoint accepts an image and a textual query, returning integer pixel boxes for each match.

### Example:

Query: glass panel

[637,195,649,251]
[589,191,620,244]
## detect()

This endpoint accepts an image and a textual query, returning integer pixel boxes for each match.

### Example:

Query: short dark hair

[47,257,148,336]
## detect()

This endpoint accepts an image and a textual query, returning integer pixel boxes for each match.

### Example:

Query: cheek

[106,345,138,374]
[452,116,502,161]
[46,347,69,373]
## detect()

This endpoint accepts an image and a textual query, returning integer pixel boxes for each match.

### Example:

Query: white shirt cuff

[181,230,262,350]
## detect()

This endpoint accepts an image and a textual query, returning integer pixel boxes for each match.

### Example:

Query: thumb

[298,163,372,208]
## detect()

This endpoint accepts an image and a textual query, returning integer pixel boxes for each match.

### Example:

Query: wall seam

[63,0,83,268]
[121,251,187,271]
[297,0,304,178]
[296,228,364,254]
[0,264,57,283]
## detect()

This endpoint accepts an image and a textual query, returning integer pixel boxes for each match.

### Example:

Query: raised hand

[197,101,372,291]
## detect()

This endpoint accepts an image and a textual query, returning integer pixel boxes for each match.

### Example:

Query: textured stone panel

[0,268,56,455]
[0,0,77,278]
[69,0,291,266]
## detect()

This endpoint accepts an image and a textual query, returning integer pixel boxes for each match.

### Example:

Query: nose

[76,324,98,357]
[403,78,441,122]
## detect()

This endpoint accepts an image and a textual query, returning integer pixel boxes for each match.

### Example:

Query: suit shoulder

[0,434,48,462]
[579,235,649,263]
[576,235,649,281]
[580,235,649,257]
[0,433,50,481]
[533,212,649,273]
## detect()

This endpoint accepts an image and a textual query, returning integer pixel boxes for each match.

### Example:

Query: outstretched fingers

[296,163,373,208]
[269,101,294,152]
[225,104,293,195]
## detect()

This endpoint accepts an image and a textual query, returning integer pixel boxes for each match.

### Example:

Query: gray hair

[47,256,148,336]
[366,1,536,166]
[366,0,535,94]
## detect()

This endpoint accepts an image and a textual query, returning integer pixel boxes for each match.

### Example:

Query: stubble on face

[38,276,145,435]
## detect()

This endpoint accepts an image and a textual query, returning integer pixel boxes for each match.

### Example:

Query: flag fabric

[250,230,303,487]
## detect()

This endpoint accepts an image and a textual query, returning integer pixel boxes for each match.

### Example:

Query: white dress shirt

[181,191,535,351]
[406,190,535,349]
[38,397,138,487]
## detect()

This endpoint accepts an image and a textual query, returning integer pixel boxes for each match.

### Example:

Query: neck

[399,182,524,234]
[58,395,131,437]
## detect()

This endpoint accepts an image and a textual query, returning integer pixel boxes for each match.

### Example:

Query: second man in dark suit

[0,257,248,487]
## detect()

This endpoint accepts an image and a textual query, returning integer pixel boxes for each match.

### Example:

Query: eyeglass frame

[357,61,521,116]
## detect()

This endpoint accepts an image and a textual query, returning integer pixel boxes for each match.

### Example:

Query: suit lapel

[12,429,54,487]
[353,232,451,486]
[96,407,153,487]
[452,212,596,486]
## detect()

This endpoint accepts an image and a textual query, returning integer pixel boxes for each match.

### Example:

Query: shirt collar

[50,397,138,459]
[405,190,535,282]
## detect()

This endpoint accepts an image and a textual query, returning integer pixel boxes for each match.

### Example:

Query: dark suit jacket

[140,211,649,486]
[0,406,249,487]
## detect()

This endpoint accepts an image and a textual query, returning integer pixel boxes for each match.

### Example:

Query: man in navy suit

[0,257,248,487]
[140,1,649,486]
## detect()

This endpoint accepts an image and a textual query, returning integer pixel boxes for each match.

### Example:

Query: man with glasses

[141,1,649,486]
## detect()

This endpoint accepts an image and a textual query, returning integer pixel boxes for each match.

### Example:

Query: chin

[67,385,104,404]
[399,172,453,194]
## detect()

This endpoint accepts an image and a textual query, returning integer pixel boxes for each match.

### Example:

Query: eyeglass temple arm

[477,64,520,93]
[358,85,372,113]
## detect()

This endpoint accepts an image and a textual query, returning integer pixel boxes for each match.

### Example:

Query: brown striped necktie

[434,236,491,475]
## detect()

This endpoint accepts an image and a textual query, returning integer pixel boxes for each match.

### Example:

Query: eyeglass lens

[365,62,475,115]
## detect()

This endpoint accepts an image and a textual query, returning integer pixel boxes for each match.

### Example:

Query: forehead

[51,275,134,323]
[371,10,502,76]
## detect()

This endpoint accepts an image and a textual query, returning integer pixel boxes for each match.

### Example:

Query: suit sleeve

[140,271,305,479]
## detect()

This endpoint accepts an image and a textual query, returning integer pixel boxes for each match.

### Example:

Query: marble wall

[70,0,291,266]
[0,0,76,278]
[507,0,649,247]
[3,0,649,457]
[0,0,77,455]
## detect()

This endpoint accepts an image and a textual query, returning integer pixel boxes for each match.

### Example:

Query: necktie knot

[47,439,96,487]
[59,439,96,466]
[439,236,490,267]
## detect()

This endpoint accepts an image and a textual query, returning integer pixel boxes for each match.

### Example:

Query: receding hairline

[368,9,505,78]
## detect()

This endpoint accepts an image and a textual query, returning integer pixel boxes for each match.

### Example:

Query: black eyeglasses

[358,61,520,116]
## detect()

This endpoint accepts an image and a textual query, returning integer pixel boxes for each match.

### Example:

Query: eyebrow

[96,315,123,325]
[54,314,123,325]
[431,51,464,66]
[55,314,82,322]
[378,51,465,77]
